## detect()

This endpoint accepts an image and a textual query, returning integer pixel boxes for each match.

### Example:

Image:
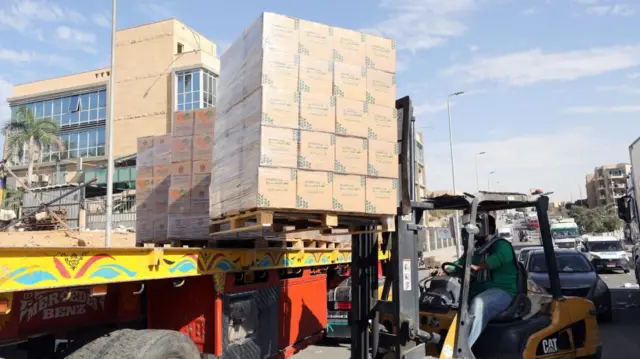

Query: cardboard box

[299,93,335,133]
[254,126,298,168]
[136,217,154,242]
[192,134,214,161]
[169,185,191,214]
[243,49,300,102]
[332,174,365,212]
[298,19,332,60]
[245,167,297,210]
[193,108,216,134]
[298,131,334,172]
[367,140,399,178]
[173,111,194,137]
[136,193,155,217]
[167,214,189,239]
[365,34,396,73]
[192,160,212,188]
[153,218,168,240]
[336,98,367,138]
[186,215,210,240]
[136,178,154,197]
[335,136,367,175]
[170,161,192,187]
[299,56,333,95]
[333,62,366,102]
[171,136,193,163]
[366,103,397,142]
[296,170,332,210]
[190,185,210,213]
[332,27,366,66]
[244,86,300,129]
[153,135,172,166]
[137,136,154,168]
[366,177,397,214]
[154,191,170,214]
[137,166,153,179]
[253,12,300,54]
[366,69,396,108]
[153,164,171,181]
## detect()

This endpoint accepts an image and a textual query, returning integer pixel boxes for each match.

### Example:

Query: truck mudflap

[221,286,280,358]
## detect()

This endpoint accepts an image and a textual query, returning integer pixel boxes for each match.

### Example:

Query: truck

[616,136,640,284]
[550,218,580,249]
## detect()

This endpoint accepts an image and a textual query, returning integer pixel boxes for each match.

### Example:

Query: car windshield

[555,241,576,249]
[552,228,579,239]
[528,253,592,273]
[587,241,623,252]
[519,248,539,261]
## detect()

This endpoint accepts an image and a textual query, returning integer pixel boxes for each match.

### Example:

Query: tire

[100,329,200,359]
[624,269,630,274]
[60,329,135,359]
[598,308,613,323]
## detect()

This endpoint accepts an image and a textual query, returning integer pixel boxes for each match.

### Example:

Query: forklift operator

[442,214,518,347]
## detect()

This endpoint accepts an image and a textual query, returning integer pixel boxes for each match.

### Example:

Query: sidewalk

[423,246,460,268]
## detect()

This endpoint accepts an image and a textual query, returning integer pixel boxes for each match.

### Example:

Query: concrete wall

[12,69,109,99]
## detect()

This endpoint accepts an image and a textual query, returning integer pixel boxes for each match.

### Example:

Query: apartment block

[4,19,219,189]
[585,163,631,208]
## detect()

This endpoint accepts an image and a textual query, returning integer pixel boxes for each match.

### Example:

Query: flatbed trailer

[0,245,389,358]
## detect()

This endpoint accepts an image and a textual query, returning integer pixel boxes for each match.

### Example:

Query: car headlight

[527,279,547,295]
[593,278,609,297]
[590,254,600,259]
[619,253,629,260]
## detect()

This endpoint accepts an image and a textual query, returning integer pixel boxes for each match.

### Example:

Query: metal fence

[85,193,137,230]
[21,185,82,229]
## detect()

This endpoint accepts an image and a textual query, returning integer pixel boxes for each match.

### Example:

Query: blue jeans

[468,288,513,347]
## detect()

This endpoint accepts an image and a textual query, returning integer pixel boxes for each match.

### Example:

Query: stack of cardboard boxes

[211,12,398,218]
[135,108,216,243]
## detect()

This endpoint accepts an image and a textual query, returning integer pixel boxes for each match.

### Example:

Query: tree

[568,204,621,234]
[2,107,63,187]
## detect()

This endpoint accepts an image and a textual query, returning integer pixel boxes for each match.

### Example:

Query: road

[292,240,640,359]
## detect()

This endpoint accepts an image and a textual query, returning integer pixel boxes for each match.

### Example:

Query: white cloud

[0,0,86,39]
[629,72,640,79]
[92,13,111,29]
[562,105,640,113]
[415,101,450,115]
[522,7,540,15]
[596,84,640,95]
[572,0,599,4]
[584,4,637,16]
[468,45,479,53]
[442,45,640,86]
[425,126,624,200]
[365,0,477,52]
[0,49,31,63]
[56,26,96,44]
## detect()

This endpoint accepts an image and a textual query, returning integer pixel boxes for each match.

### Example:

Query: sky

[1,0,640,201]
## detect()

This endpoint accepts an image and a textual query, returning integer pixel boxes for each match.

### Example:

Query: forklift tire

[598,309,613,323]
[100,329,200,359]
[60,328,135,359]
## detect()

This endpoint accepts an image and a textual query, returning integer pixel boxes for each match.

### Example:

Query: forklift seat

[490,262,531,323]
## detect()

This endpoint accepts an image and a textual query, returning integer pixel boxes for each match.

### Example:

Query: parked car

[526,249,612,321]
[582,235,631,273]
[496,227,513,242]
[517,246,543,264]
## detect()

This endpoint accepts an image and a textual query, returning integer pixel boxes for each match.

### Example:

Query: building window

[9,88,107,165]
[176,68,217,111]
[177,42,184,54]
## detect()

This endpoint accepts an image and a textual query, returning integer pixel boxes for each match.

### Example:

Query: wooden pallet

[210,208,394,240]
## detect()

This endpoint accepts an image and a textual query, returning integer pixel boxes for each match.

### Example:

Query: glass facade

[9,88,107,165]
[176,68,217,111]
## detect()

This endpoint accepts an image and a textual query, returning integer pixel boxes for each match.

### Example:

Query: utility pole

[475,151,486,192]
[447,91,464,257]
[105,0,117,247]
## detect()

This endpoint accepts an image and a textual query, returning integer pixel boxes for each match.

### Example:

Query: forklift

[348,96,603,359]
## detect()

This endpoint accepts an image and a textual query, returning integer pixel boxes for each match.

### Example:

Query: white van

[496,227,513,242]
[583,235,630,273]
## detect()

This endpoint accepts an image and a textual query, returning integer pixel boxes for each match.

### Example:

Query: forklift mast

[350,96,438,359]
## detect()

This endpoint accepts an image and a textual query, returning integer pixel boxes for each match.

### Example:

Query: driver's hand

[471,264,481,272]
[437,269,446,276]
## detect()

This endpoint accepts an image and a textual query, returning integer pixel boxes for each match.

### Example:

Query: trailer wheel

[101,329,200,359]
[60,329,135,359]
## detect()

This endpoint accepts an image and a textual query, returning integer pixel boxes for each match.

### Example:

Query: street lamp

[488,171,495,191]
[105,0,117,247]
[447,91,465,257]
[475,151,486,192]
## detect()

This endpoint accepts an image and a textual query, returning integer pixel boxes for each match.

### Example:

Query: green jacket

[453,239,518,298]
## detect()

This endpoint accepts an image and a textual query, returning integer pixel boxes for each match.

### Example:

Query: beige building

[4,19,219,188]
[585,163,631,208]
[415,130,427,200]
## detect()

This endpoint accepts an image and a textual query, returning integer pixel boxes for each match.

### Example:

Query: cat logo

[542,338,558,354]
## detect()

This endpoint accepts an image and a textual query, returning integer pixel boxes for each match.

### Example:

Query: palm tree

[2,107,63,187]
